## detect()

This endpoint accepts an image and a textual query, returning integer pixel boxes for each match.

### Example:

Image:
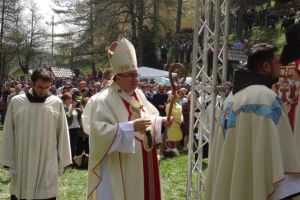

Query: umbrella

[154,77,170,86]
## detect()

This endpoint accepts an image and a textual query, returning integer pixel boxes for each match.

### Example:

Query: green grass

[0,167,10,199]
[0,141,191,200]
[58,168,87,199]
[0,123,206,199]
[160,155,188,200]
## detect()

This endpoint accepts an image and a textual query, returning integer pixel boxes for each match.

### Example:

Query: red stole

[121,92,162,200]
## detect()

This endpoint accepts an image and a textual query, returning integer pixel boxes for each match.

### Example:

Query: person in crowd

[82,37,171,200]
[0,67,72,200]
[77,96,90,156]
[7,84,23,105]
[101,68,114,88]
[151,85,168,117]
[147,84,156,99]
[205,43,300,200]
[177,88,188,106]
[57,84,72,98]
[141,84,153,101]
[62,92,80,158]
[243,9,254,31]
[0,82,10,124]
[165,94,183,151]
[78,80,87,93]
[23,84,30,94]
[281,16,295,30]
[93,82,101,93]
[160,44,168,64]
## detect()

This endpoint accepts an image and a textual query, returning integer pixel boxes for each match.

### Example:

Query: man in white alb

[0,67,72,200]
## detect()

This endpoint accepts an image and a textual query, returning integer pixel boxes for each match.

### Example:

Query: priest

[205,43,300,200]
[0,67,72,200]
[82,37,171,200]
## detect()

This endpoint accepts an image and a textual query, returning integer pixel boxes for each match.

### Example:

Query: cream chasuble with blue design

[205,85,300,200]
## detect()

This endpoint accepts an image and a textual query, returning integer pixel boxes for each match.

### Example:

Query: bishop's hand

[133,118,152,133]
[162,116,173,128]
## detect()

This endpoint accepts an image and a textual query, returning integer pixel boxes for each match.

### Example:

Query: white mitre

[108,37,138,74]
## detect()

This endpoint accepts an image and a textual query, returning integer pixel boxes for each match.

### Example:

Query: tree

[0,0,20,77]
[18,0,48,73]
[174,0,182,62]
[51,0,194,71]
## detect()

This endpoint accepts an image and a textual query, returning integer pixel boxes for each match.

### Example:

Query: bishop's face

[32,79,52,97]
[115,70,139,92]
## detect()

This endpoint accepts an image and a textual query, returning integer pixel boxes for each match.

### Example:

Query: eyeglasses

[119,72,139,78]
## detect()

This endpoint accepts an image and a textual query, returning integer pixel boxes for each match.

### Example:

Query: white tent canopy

[51,67,75,78]
[138,66,170,78]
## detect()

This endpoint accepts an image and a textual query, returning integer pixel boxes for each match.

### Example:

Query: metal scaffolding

[186,0,231,199]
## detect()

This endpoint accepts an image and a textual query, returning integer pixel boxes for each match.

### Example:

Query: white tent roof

[51,67,75,78]
[138,66,169,78]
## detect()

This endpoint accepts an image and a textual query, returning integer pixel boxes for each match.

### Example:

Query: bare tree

[18,1,47,73]
[174,0,182,62]
[0,0,20,77]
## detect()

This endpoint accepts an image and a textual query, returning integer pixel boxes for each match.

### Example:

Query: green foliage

[250,26,286,50]
[142,27,160,67]
[79,59,110,75]
[230,23,286,51]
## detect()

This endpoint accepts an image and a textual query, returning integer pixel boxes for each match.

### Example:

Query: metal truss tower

[186,0,231,199]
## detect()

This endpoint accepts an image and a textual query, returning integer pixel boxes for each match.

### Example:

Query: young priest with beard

[0,67,72,200]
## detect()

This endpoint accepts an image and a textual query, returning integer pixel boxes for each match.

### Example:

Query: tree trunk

[0,0,5,78]
[129,0,136,44]
[237,0,246,37]
[89,0,96,77]
[136,0,144,67]
[174,0,182,63]
[152,0,159,33]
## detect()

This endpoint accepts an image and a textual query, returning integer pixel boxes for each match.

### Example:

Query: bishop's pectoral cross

[130,104,154,151]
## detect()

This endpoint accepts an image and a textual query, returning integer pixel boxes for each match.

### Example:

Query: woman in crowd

[62,92,80,158]
[165,94,183,151]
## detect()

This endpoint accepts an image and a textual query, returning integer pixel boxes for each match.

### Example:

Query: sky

[34,0,65,34]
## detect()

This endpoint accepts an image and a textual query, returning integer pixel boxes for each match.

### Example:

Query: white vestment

[0,94,72,199]
[82,82,163,200]
[205,85,300,200]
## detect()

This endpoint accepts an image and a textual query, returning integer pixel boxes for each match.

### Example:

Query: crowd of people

[2,19,300,199]
[0,38,196,200]
[0,71,194,157]
[233,6,300,32]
